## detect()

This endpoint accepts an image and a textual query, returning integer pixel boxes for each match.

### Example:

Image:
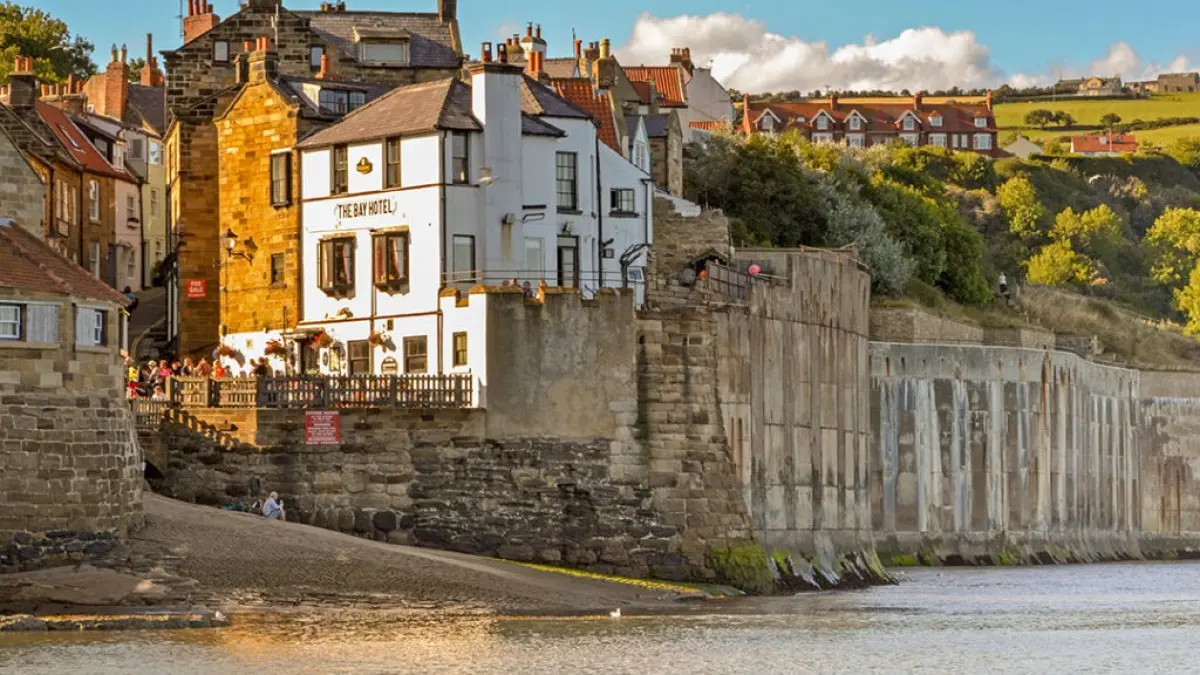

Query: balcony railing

[130,398,171,430]
[441,268,645,299]
[165,374,475,409]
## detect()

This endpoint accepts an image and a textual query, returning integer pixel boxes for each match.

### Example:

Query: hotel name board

[333,198,398,221]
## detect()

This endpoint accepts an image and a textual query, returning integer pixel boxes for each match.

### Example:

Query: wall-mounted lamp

[223,228,255,262]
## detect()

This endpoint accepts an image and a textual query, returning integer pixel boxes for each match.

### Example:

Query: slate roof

[277,76,391,120]
[35,102,130,180]
[295,11,460,69]
[522,114,565,137]
[297,78,479,148]
[0,218,127,306]
[550,78,620,151]
[519,75,592,119]
[508,53,580,79]
[642,114,669,138]
[623,67,687,107]
[127,84,166,135]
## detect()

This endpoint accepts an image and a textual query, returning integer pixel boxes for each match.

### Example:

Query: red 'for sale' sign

[305,411,341,445]
[186,279,207,299]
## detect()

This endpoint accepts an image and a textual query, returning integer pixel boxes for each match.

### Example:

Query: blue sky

[35,0,1200,92]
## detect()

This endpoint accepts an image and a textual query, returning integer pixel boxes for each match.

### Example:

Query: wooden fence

[165,373,475,409]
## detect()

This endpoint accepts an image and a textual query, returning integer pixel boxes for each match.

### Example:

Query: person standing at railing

[180,357,195,376]
[151,385,167,402]
[195,357,212,378]
[213,361,228,378]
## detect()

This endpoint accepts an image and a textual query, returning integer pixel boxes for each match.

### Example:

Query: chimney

[438,0,456,24]
[986,90,993,111]
[519,21,546,58]
[184,0,221,45]
[234,40,253,83]
[595,39,617,89]
[248,36,279,83]
[914,90,923,111]
[9,56,37,109]
[574,39,582,59]
[535,24,542,40]
[599,38,611,60]
[105,43,130,121]
[315,53,331,79]
[468,41,522,256]
[829,92,839,110]
[742,93,752,135]
[140,34,165,87]
[526,22,533,38]
[497,43,509,64]
[583,41,599,61]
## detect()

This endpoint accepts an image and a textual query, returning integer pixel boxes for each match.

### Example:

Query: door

[557,236,579,288]
[106,244,118,288]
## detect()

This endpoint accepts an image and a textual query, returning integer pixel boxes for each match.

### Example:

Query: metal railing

[166,374,475,409]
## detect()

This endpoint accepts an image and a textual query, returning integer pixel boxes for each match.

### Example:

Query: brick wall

[170,120,221,358]
[216,80,307,335]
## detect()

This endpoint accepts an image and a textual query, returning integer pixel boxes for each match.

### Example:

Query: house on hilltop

[1071,133,1138,156]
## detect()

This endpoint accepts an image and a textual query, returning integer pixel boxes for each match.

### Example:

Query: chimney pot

[599,38,610,59]
[243,40,254,53]
[498,43,508,64]
[574,39,582,59]
[317,53,330,79]
[526,22,533,38]
[120,43,128,63]
[481,42,492,63]
[535,24,541,39]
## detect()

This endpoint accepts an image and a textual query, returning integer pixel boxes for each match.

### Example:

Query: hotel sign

[333,198,398,222]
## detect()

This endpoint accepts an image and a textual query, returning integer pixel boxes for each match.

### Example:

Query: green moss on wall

[706,543,774,594]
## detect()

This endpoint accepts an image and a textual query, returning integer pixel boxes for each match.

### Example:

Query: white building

[222,43,653,389]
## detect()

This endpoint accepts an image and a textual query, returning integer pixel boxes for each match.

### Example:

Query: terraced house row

[154,0,728,394]
[739,91,1002,156]
[0,41,169,292]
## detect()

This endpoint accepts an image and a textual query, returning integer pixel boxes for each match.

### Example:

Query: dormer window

[974,117,987,128]
[930,114,942,128]
[354,26,412,66]
[796,116,806,123]
[760,116,774,131]
[816,116,829,131]
[318,88,368,115]
[849,116,862,131]
[903,116,915,131]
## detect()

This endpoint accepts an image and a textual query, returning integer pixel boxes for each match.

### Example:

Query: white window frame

[846,133,865,148]
[929,114,943,128]
[812,132,834,144]
[973,134,993,151]
[88,180,100,222]
[974,117,988,128]
[213,41,230,62]
[902,116,916,131]
[89,241,101,278]
[815,115,829,131]
[0,303,20,340]
[901,133,919,146]
[930,133,947,148]
[848,115,862,131]
[359,41,410,66]
[75,306,106,347]
[149,141,162,166]
[760,115,774,131]
[524,237,544,278]
[310,45,325,69]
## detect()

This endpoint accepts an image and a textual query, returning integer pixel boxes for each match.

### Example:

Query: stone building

[162,0,464,358]
[0,218,142,571]
[0,57,84,260]
[0,121,45,232]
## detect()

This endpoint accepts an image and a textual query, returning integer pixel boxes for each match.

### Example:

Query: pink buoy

[748,264,761,276]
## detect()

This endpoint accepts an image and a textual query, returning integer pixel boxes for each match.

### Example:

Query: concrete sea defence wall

[870,342,1143,563]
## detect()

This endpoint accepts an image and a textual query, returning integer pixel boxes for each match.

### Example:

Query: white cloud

[616,12,1192,93]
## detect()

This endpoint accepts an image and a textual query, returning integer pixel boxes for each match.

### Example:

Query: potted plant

[216,344,234,357]
[313,331,333,349]
[367,331,386,348]
[264,340,288,357]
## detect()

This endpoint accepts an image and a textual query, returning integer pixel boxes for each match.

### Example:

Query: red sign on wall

[305,411,342,446]
[186,279,207,299]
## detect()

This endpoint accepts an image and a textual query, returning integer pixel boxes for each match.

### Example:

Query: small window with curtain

[317,237,355,296]
[270,152,291,206]
[452,235,475,283]
[403,336,428,373]
[372,231,409,290]
[450,132,469,184]
[0,304,21,340]
[75,307,106,347]
[320,89,349,114]
[331,145,348,195]
[452,332,468,367]
[385,138,401,188]
[609,188,635,214]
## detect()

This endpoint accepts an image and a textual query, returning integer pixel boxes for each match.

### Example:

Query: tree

[1025,239,1099,286]
[1146,207,1200,285]
[1024,205,1123,288]
[1024,109,1056,129]
[997,175,1046,238]
[1100,112,1122,128]
[0,2,94,83]
[126,57,145,82]
[1052,111,1076,128]
[1174,264,1200,336]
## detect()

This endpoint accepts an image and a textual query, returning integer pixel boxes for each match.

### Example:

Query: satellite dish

[679,268,697,286]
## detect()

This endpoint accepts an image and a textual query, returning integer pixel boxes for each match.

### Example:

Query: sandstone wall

[0,294,143,571]
[1138,371,1200,547]
[871,343,1142,563]
[169,120,221,358]
[0,126,45,234]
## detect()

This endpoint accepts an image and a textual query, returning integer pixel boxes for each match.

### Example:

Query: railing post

[204,378,215,407]
[256,377,266,407]
[390,375,399,407]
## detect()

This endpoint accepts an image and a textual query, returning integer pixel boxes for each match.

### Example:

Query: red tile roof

[624,67,687,107]
[689,120,726,132]
[0,220,127,306]
[1071,134,1138,154]
[550,78,621,152]
[745,97,996,135]
[35,101,129,180]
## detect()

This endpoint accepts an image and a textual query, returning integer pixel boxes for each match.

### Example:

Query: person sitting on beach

[262,492,284,520]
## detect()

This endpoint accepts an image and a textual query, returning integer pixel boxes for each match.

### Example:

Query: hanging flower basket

[264,340,288,357]
[367,331,387,347]
[216,344,235,357]
[313,331,334,349]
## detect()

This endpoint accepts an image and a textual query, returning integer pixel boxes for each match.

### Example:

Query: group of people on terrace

[124,355,285,400]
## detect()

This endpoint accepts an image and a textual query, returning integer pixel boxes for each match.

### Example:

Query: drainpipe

[595,133,603,288]
[437,130,448,375]
[296,148,305,371]
[138,167,146,290]
[76,168,84,268]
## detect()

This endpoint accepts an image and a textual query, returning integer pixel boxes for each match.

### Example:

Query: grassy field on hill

[994,92,1200,129]
[1004,123,1200,146]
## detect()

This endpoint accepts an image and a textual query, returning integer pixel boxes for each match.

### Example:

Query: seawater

[5,561,1200,674]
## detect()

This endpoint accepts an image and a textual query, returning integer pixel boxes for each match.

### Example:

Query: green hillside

[994,93,1200,148]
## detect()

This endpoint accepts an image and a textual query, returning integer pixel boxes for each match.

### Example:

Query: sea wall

[870,342,1143,563]
[1138,370,1200,550]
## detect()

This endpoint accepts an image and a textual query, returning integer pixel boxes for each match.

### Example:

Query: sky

[36,0,1200,93]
